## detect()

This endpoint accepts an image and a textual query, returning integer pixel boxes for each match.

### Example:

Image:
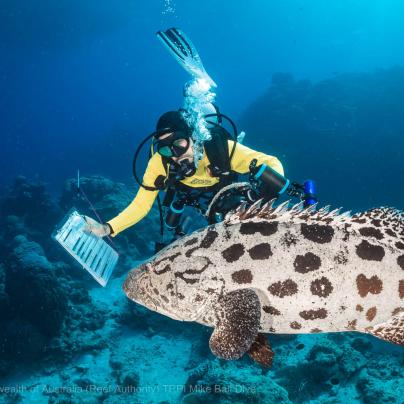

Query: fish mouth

[122,263,149,300]
[122,263,184,320]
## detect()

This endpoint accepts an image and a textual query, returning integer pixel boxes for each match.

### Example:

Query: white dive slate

[53,210,119,287]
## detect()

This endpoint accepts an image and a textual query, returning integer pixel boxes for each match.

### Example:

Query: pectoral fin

[209,289,260,360]
[247,333,274,367]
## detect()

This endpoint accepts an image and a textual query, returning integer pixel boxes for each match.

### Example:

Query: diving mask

[154,130,191,158]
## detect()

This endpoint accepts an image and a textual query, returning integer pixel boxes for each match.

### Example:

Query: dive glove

[83,216,111,238]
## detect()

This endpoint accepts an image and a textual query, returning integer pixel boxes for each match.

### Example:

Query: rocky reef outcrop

[240,67,404,209]
[0,176,155,378]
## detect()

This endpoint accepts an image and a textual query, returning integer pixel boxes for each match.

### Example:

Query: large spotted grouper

[123,200,404,366]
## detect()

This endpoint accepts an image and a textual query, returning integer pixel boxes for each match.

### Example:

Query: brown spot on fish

[155,264,171,275]
[352,218,366,224]
[174,272,198,285]
[347,319,357,330]
[177,293,185,300]
[392,307,404,315]
[231,269,253,284]
[269,327,276,333]
[222,243,245,262]
[168,252,182,262]
[161,295,169,303]
[386,229,396,237]
[194,294,204,302]
[356,240,385,261]
[248,243,273,260]
[400,280,404,299]
[294,252,321,273]
[366,307,377,322]
[240,221,278,236]
[356,274,383,297]
[340,305,347,311]
[148,296,161,308]
[184,257,212,275]
[342,226,350,242]
[310,276,333,298]
[281,231,298,248]
[311,328,322,333]
[396,241,404,250]
[185,246,200,258]
[263,305,281,315]
[153,288,159,295]
[397,255,404,270]
[154,252,181,266]
[356,304,364,312]
[268,279,298,298]
[359,227,384,240]
[371,219,381,227]
[301,223,334,244]
[299,308,328,320]
[200,229,219,249]
[184,237,198,247]
[334,250,348,265]
[290,321,302,330]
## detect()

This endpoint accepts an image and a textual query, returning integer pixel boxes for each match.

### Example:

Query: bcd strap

[204,126,232,178]
[154,175,167,190]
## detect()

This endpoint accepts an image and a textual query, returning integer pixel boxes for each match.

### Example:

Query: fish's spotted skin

[124,202,404,348]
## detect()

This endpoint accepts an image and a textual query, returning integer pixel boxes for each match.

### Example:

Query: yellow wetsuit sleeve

[228,140,284,176]
[106,154,166,236]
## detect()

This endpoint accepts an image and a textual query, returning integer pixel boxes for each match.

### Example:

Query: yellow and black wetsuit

[107,140,283,236]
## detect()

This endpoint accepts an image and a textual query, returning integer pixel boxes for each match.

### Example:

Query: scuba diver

[84,28,316,250]
[84,107,286,248]
[84,28,317,251]
[54,28,315,288]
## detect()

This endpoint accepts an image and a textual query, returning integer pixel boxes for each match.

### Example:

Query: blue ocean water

[0,1,403,402]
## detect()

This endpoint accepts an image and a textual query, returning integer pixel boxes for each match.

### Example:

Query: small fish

[123,200,404,366]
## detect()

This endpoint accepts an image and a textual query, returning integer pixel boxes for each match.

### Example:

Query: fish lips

[122,263,149,301]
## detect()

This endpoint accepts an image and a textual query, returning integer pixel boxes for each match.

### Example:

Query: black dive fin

[156,27,216,87]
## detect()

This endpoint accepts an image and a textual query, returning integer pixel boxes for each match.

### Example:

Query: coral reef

[0,177,126,376]
[182,360,291,403]
[6,235,68,337]
[0,176,60,241]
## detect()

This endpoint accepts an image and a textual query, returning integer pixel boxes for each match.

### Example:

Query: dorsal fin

[352,207,403,222]
[225,200,353,225]
[352,207,403,237]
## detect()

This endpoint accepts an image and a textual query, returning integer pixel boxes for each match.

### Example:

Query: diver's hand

[83,216,111,238]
